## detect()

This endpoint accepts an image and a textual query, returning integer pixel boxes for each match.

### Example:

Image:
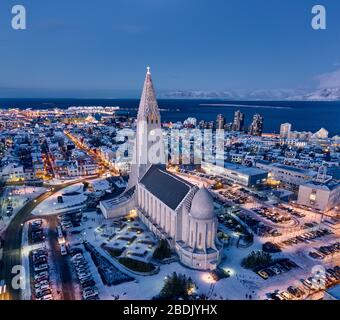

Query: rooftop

[140,165,193,211]
[223,162,268,176]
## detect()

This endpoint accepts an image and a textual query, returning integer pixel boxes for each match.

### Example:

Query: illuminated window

[309,189,317,204]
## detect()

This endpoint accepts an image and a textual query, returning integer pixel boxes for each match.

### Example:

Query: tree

[241,250,272,270]
[153,239,171,260]
[159,272,196,300]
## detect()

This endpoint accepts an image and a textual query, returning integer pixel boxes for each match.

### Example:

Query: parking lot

[256,258,299,280]
[252,206,292,224]
[238,211,282,237]
[268,265,340,300]
[70,248,99,300]
[28,219,54,300]
[278,228,333,249]
[308,242,340,261]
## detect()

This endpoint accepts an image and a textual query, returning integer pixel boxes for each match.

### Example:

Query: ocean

[0,98,339,136]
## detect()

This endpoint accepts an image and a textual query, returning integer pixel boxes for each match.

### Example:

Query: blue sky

[0,0,339,97]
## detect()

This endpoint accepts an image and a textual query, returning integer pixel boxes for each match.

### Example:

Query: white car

[34,281,49,289]
[83,291,98,299]
[34,264,48,272]
[34,271,49,280]
[39,294,53,300]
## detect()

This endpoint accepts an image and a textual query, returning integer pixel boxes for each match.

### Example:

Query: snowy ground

[68,211,158,264]
[67,210,339,300]
[26,181,339,300]
[0,186,47,233]
[89,178,110,192]
[32,183,87,216]
[63,211,271,300]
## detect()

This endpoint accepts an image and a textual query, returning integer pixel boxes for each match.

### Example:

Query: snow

[23,181,339,300]
[90,178,110,192]
[32,183,87,216]
[66,209,339,300]
[0,186,47,234]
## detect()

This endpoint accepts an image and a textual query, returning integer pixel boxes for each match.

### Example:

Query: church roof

[137,67,160,122]
[190,187,215,220]
[140,165,193,210]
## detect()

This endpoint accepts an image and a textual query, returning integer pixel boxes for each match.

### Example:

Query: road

[0,179,90,300]
[45,215,75,300]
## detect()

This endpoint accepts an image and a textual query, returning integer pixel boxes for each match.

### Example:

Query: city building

[312,128,329,140]
[202,161,268,187]
[100,68,223,270]
[280,123,292,139]
[297,179,340,212]
[249,114,264,136]
[183,117,197,128]
[216,114,226,130]
[255,160,318,190]
[232,110,245,132]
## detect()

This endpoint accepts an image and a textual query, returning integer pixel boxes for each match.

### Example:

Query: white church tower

[127,67,165,190]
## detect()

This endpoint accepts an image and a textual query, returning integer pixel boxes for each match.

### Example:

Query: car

[287,286,299,297]
[257,270,269,279]
[34,264,49,273]
[36,289,52,299]
[60,244,67,256]
[35,284,50,292]
[71,253,83,260]
[34,271,49,279]
[34,280,49,290]
[74,258,87,265]
[83,291,98,300]
[272,292,284,300]
[78,272,91,279]
[81,280,96,288]
[270,266,281,275]
[76,268,90,275]
[301,279,313,289]
[74,261,87,268]
[280,291,292,300]
[79,276,93,284]
[38,294,53,300]
[32,219,43,226]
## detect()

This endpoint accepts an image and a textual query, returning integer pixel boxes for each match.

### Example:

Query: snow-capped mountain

[161,88,340,101]
[293,88,340,101]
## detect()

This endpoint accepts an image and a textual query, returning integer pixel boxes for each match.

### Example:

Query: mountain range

[161,88,340,101]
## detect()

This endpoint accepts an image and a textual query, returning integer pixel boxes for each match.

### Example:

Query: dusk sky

[0,0,339,97]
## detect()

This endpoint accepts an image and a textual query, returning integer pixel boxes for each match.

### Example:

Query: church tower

[127,67,165,190]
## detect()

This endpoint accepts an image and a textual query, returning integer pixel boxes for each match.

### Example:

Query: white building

[255,160,317,189]
[297,180,340,212]
[280,123,292,139]
[202,161,268,187]
[99,68,223,270]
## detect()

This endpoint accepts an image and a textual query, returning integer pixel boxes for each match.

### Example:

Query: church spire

[137,66,160,123]
[126,67,164,191]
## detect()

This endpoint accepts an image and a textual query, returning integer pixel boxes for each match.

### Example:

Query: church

[100,68,223,270]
